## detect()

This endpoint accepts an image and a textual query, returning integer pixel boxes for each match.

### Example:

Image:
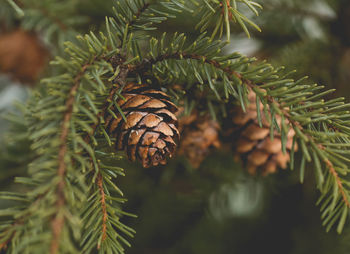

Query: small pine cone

[177,110,221,168]
[105,83,179,168]
[0,29,48,84]
[227,89,297,176]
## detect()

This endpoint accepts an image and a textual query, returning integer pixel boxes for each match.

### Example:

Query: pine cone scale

[153,122,174,136]
[258,138,282,153]
[141,132,160,146]
[164,136,176,146]
[155,109,177,122]
[124,112,148,129]
[128,129,146,145]
[248,150,270,166]
[122,95,150,108]
[155,139,167,149]
[236,139,256,153]
[139,99,167,109]
[242,124,270,140]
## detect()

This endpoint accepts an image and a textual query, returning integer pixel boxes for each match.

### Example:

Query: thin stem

[84,54,129,249]
[85,55,129,144]
[97,173,108,249]
[128,2,150,27]
[0,228,16,251]
[50,60,95,254]
[219,0,233,19]
[326,159,350,207]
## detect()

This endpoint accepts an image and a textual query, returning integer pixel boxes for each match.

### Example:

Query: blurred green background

[1,0,350,253]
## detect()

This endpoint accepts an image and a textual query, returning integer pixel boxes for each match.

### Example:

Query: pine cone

[226,89,297,176]
[105,83,179,168]
[177,110,221,168]
[0,29,48,84]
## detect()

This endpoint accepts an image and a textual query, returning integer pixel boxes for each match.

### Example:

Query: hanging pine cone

[105,83,179,168]
[226,89,297,176]
[0,29,49,84]
[177,110,221,168]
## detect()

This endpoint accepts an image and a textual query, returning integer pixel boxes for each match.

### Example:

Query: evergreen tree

[1,0,350,253]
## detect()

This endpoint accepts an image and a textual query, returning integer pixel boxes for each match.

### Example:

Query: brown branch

[244,80,350,209]
[130,52,223,74]
[241,75,350,209]
[219,0,233,20]
[326,159,350,207]
[0,195,43,251]
[0,229,16,251]
[82,55,129,248]
[265,99,350,209]
[132,51,350,208]
[0,55,110,253]
[128,3,150,28]
[241,73,350,209]
[85,55,129,144]
[97,173,108,249]
[50,62,92,254]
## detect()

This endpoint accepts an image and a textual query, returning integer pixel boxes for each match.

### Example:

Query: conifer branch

[1,0,87,49]
[85,55,129,144]
[242,79,350,212]
[194,0,262,40]
[97,173,108,249]
[82,55,131,250]
[50,61,93,254]
[0,226,15,251]
[136,48,350,213]
[129,34,350,231]
[127,2,150,27]
[220,0,233,19]
[0,37,117,251]
[2,0,350,252]
[110,0,185,39]
[326,159,350,208]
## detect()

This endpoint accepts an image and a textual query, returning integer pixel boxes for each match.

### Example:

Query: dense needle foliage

[1,0,350,253]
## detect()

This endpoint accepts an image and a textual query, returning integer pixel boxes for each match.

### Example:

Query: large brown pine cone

[0,29,48,84]
[105,83,179,168]
[177,110,221,168]
[226,89,297,176]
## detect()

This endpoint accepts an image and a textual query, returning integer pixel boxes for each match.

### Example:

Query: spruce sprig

[1,0,350,253]
[109,0,186,39]
[0,31,133,253]
[192,0,262,40]
[125,33,350,233]
[1,0,87,50]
